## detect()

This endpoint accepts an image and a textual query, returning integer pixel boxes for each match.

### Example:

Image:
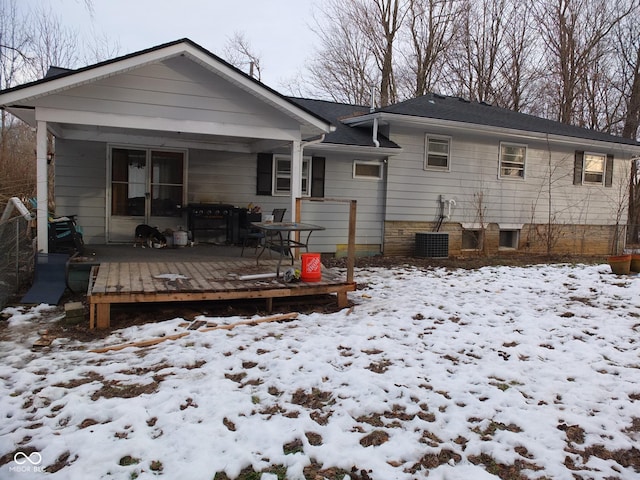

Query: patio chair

[48,216,85,255]
[29,198,85,255]
[240,208,286,256]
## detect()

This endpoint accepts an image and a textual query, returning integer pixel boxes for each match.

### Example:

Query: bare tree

[614,7,640,244]
[25,4,80,80]
[447,0,508,103]
[223,32,263,81]
[533,0,634,125]
[353,0,405,106]
[398,0,463,98]
[305,0,379,104]
[492,0,540,112]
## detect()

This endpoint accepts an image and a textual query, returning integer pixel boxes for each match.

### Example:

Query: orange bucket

[301,253,322,282]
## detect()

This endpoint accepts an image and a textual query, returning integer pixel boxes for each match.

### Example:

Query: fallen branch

[198,312,298,331]
[90,332,190,353]
[90,312,299,353]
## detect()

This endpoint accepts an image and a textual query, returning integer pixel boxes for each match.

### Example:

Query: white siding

[386,127,631,227]
[55,139,107,243]
[34,57,299,131]
[188,149,386,253]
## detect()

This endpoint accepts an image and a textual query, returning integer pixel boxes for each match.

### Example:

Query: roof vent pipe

[370,84,375,113]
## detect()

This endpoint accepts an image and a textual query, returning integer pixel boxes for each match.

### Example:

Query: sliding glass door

[109,147,185,242]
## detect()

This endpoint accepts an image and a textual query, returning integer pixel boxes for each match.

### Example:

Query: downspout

[370,85,380,148]
[372,117,380,148]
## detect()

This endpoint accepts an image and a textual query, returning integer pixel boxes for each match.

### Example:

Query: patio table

[250,221,325,276]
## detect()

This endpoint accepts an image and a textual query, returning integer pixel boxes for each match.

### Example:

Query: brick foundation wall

[383,221,624,257]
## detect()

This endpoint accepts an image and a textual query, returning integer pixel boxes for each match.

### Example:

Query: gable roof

[371,93,640,147]
[0,38,333,137]
[289,97,398,149]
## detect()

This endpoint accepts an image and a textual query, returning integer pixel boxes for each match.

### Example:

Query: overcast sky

[32,0,326,89]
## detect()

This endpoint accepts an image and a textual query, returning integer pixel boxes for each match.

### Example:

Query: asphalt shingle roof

[378,93,640,147]
[289,97,399,149]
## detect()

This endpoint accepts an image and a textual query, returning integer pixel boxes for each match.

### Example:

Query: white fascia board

[309,142,402,157]
[1,44,190,105]
[35,107,300,141]
[344,112,640,153]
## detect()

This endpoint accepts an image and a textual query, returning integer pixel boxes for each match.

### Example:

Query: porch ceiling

[48,122,290,153]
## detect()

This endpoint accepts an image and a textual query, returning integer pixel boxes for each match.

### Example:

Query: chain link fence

[0,214,35,308]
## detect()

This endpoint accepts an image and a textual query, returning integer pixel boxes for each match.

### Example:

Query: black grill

[187,203,236,243]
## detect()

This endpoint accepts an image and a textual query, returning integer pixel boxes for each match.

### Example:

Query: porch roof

[0,38,334,143]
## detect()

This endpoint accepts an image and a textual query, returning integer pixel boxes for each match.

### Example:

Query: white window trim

[499,142,527,180]
[424,134,451,171]
[272,154,311,197]
[582,152,606,186]
[353,160,383,180]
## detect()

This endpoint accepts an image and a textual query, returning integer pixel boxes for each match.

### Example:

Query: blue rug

[21,253,70,305]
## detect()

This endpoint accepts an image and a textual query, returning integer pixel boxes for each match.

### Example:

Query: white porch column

[290,139,302,221]
[36,120,48,253]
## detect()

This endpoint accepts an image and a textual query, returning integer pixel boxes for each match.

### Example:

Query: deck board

[87,258,356,329]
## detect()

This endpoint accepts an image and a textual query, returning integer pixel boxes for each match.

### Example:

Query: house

[1,38,639,258]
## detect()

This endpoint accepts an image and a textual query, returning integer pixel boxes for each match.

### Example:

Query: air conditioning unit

[415,232,449,258]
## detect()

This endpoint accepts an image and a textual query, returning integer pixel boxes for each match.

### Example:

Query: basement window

[462,229,482,250]
[499,230,519,249]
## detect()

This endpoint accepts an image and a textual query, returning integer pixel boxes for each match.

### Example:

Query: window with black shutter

[256,153,325,197]
[256,153,273,195]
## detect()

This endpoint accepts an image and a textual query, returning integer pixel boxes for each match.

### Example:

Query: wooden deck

[87,258,356,329]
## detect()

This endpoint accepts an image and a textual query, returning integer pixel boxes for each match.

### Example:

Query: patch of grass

[119,455,140,466]
[90,380,160,400]
[359,429,389,447]
[149,460,163,473]
[283,438,304,455]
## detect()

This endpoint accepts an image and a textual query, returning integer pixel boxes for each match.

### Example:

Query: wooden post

[347,200,356,284]
[96,303,111,329]
[294,197,302,259]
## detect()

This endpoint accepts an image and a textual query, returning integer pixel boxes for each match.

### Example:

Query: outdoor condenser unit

[415,232,449,258]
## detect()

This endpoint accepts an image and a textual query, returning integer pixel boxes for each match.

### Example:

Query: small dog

[134,224,166,248]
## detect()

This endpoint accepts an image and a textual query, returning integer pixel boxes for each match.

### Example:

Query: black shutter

[605,154,614,187]
[311,156,325,198]
[574,151,584,185]
[256,153,273,195]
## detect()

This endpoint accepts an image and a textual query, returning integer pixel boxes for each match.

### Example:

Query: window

[256,153,325,197]
[462,229,482,250]
[583,153,605,185]
[274,155,310,195]
[573,151,614,187]
[425,135,450,169]
[353,160,383,179]
[499,143,526,179]
[499,230,519,249]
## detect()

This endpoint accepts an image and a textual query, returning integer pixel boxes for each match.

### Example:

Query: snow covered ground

[1,262,640,480]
